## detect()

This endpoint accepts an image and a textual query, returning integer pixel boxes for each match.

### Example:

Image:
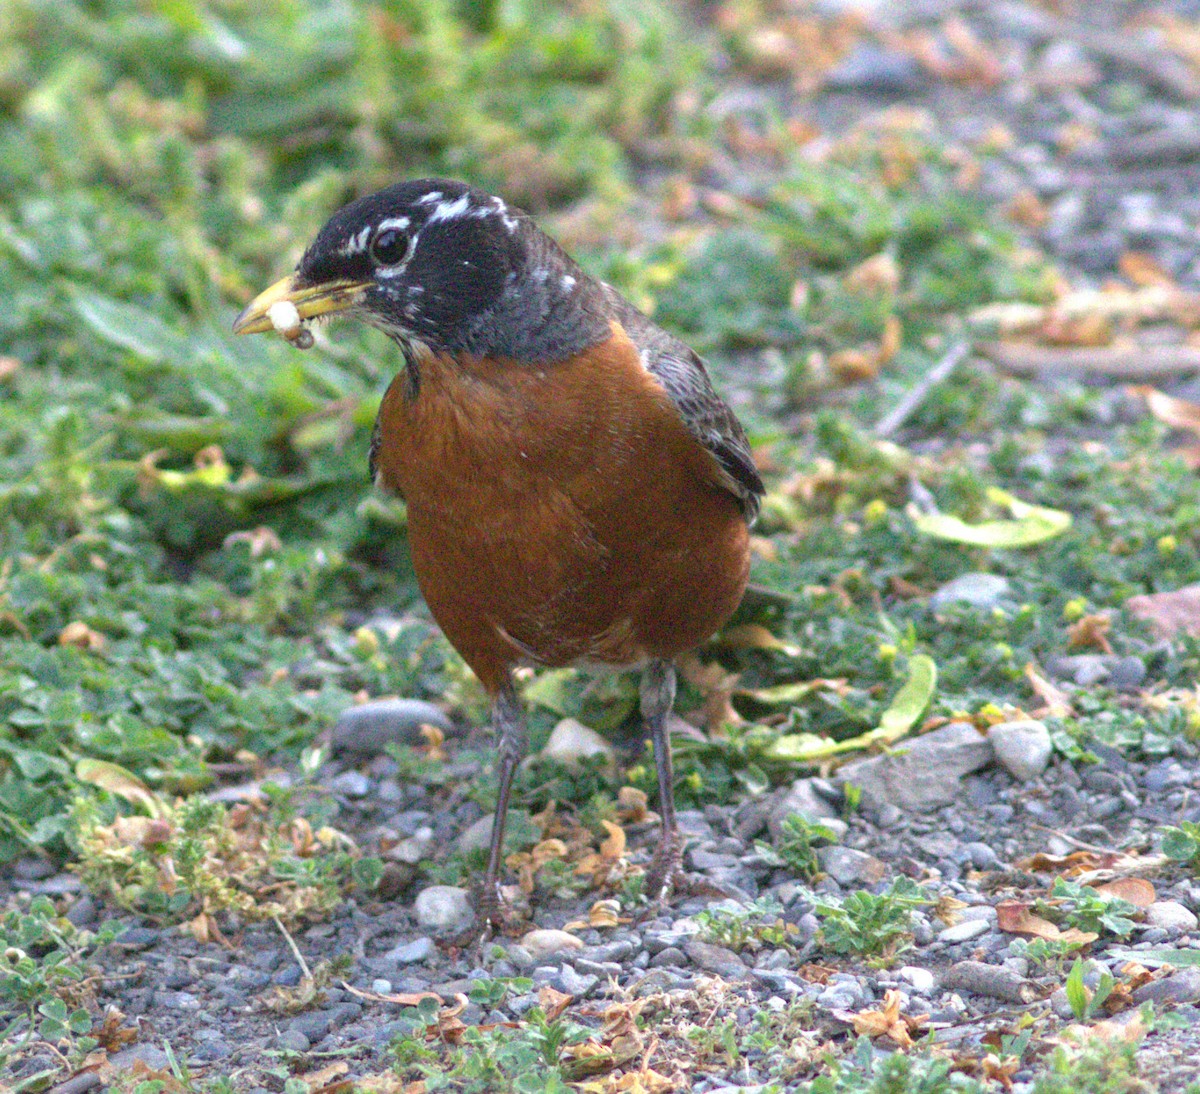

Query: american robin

[234,178,764,930]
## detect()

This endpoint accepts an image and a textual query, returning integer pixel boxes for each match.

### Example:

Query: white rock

[413,885,473,934]
[988,719,1052,781]
[938,918,991,943]
[541,718,615,770]
[899,966,935,993]
[520,928,585,961]
[1145,900,1199,932]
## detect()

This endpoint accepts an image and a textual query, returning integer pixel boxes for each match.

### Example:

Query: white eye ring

[370,226,415,267]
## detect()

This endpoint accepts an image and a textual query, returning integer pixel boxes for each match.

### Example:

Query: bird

[234,178,764,932]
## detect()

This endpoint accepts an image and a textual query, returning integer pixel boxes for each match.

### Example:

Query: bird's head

[234,178,605,363]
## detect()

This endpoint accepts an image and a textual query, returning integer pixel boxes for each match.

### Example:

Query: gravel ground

[8,1,1200,1090]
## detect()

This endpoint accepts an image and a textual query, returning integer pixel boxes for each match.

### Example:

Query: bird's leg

[641,659,683,901]
[475,678,527,934]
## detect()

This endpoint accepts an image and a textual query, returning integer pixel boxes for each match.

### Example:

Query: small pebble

[414,885,474,935]
[521,928,585,962]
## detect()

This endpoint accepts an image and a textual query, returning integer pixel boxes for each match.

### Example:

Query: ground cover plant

[6,0,1200,1090]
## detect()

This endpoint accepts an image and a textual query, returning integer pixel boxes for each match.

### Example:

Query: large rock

[988,720,1052,781]
[834,723,993,814]
[414,885,473,935]
[332,698,453,757]
[541,718,616,771]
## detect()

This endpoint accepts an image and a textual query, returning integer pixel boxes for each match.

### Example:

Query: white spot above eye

[376,215,411,233]
[417,191,444,205]
[428,193,472,222]
[561,275,576,291]
[338,225,371,256]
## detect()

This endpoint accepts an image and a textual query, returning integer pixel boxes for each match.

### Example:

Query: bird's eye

[371,227,413,266]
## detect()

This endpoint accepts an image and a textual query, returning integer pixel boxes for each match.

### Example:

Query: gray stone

[391,826,435,865]
[272,1026,309,1050]
[1133,966,1200,1006]
[289,1012,332,1041]
[66,894,98,928]
[835,723,993,814]
[825,43,923,94]
[329,770,371,798]
[1145,901,1199,933]
[767,779,846,843]
[332,698,453,757]
[385,936,435,964]
[1109,656,1147,691]
[817,846,887,886]
[554,964,600,998]
[683,939,749,979]
[930,573,1011,612]
[650,946,688,968]
[541,718,615,770]
[455,815,494,854]
[988,720,1052,781]
[520,928,585,962]
[414,885,474,935]
[108,1044,171,1070]
[938,918,991,943]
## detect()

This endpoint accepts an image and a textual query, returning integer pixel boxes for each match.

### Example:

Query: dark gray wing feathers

[609,294,763,525]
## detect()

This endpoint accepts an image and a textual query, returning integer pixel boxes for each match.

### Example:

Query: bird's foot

[447,881,521,949]
[643,833,684,905]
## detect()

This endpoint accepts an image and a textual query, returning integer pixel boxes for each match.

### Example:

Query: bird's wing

[611,300,763,525]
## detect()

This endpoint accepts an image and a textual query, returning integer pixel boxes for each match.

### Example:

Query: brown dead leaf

[1067,612,1113,653]
[599,821,626,862]
[59,620,106,651]
[851,989,929,1048]
[297,1062,350,1090]
[616,786,652,824]
[1120,251,1176,288]
[1024,661,1074,717]
[586,899,626,928]
[539,985,573,1022]
[995,899,1065,940]
[1093,877,1156,908]
[94,1006,138,1051]
[933,893,969,926]
[1129,385,1200,436]
[343,983,442,1007]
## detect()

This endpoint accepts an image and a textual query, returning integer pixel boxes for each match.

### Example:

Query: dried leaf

[539,985,572,1022]
[720,623,801,656]
[850,989,928,1047]
[1092,878,1156,908]
[1024,662,1074,718]
[75,759,167,817]
[59,620,106,651]
[1067,613,1113,653]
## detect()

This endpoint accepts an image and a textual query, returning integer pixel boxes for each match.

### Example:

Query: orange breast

[372,323,750,693]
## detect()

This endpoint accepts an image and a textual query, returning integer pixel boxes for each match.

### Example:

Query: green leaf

[1160,826,1200,864]
[1108,948,1200,969]
[73,293,185,365]
[1064,958,1089,1019]
[878,654,937,741]
[910,486,1072,548]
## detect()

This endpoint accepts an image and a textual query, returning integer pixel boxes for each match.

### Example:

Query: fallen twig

[875,341,971,437]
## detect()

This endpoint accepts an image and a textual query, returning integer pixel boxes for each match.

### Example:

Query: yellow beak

[232,274,372,335]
